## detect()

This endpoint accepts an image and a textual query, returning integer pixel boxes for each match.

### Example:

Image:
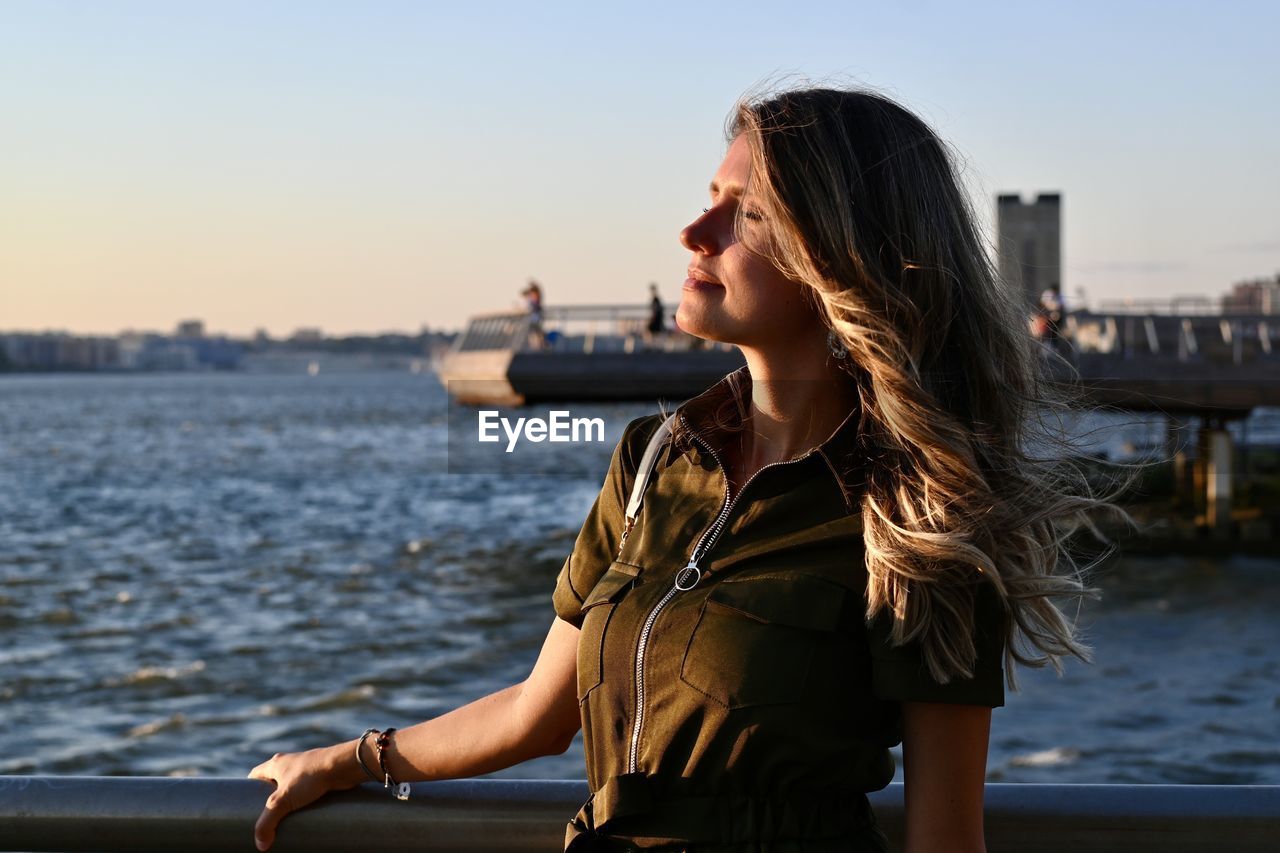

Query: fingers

[248,750,335,851]
[249,754,286,851]
[247,765,273,783]
[254,788,290,852]
[247,753,282,782]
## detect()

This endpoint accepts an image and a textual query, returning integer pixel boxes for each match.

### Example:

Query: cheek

[733,255,811,314]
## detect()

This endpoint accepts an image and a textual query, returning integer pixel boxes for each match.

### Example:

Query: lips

[684,268,724,291]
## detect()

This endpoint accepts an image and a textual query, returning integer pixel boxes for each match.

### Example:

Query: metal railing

[1094,296,1222,315]
[1066,310,1278,365]
[453,312,533,352]
[2,777,1278,852]
[450,305,735,356]
[452,304,1280,366]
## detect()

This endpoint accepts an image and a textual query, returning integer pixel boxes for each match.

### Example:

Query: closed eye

[701,201,764,222]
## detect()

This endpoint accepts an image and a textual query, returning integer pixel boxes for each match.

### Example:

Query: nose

[679,208,719,256]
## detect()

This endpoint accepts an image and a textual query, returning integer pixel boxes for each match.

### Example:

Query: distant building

[996,192,1062,307]
[0,333,121,370]
[0,327,241,372]
[291,327,324,343]
[176,319,205,339]
[118,333,197,370]
[1221,274,1280,315]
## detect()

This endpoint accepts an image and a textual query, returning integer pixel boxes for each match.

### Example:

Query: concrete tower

[996,192,1061,307]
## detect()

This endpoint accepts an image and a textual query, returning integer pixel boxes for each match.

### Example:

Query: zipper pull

[674,560,701,591]
[616,517,636,557]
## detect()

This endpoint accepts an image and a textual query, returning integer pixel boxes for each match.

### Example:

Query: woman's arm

[900,701,992,853]
[248,617,582,851]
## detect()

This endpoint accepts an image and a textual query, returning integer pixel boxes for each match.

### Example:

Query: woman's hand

[242,617,581,851]
[247,742,361,851]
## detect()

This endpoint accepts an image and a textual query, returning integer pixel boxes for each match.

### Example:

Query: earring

[826,329,848,359]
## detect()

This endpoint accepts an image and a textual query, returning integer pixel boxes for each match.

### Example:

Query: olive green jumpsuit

[553,367,1006,852]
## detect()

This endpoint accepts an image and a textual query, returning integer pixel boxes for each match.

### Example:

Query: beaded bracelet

[374,727,411,801]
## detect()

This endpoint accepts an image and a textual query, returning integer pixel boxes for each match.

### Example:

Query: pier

[1059,309,1279,537]
[437,305,1279,411]
[437,304,1279,537]
[437,305,744,406]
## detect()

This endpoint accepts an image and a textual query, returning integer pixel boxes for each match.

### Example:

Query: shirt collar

[669,365,864,498]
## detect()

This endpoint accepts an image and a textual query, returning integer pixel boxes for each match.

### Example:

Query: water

[1,371,1277,784]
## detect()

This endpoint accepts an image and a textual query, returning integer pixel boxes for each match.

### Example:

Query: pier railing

[451,304,1280,365]
[451,306,735,355]
[1094,296,1223,315]
[1067,310,1277,365]
[2,777,1278,852]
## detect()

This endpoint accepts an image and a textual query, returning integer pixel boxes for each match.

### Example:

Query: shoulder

[611,413,670,482]
[551,412,669,626]
[620,413,667,452]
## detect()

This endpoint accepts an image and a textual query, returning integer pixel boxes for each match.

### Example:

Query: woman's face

[676,134,823,350]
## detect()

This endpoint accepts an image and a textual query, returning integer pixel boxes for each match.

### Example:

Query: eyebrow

[708,180,746,197]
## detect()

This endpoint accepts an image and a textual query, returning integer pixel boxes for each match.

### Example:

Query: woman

[250,85,1114,852]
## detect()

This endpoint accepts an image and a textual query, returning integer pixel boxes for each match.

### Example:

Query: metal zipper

[625,410,816,774]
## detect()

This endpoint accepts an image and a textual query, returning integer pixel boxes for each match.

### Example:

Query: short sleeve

[552,414,664,629]
[866,577,1007,707]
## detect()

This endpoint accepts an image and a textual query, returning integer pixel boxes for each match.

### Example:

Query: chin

[675,302,733,345]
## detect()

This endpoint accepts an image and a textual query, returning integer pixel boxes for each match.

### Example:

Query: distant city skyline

[3,2,1278,336]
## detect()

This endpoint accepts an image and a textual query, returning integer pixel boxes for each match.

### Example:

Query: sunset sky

[2,1,1278,337]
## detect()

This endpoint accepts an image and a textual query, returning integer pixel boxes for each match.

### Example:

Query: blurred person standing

[644,282,666,348]
[523,279,546,349]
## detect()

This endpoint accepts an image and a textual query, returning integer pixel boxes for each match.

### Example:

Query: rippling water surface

[1,370,1277,784]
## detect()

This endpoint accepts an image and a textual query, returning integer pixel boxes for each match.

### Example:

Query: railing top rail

[1075,309,1277,323]
[462,304,656,324]
[1,777,1278,853]
[1093,296,1221,315]
[458,310,539,323]
[462,305,1279,325]
[543,304,655,319]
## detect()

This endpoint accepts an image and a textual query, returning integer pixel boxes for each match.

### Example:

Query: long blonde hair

[722,84,1129,687]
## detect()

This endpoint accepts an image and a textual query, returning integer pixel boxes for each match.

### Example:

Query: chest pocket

[680,574,846,710]
[576,561,640,702]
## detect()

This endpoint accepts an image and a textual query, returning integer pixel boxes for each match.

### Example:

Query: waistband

[564,773,877,851]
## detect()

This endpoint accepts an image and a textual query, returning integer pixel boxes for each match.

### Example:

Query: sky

[2,1,1278,337]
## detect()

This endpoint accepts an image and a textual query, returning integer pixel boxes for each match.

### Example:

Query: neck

[735,340,859,468]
